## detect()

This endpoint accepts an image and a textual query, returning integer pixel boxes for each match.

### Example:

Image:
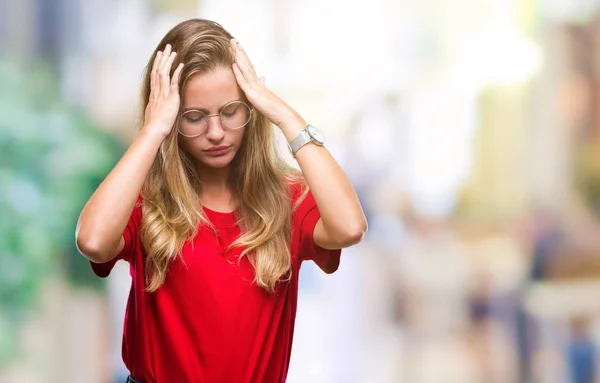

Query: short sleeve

[292,184,341,273]
[90,197,142,278]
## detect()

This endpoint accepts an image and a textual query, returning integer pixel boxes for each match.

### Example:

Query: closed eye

[221,105,240,118]
[183,111,206,123]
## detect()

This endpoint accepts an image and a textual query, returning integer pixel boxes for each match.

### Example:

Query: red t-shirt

[90,183,341,383]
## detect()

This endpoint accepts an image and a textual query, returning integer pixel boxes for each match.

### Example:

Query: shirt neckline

[202,205,238,228]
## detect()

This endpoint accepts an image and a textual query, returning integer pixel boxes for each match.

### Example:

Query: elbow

[75,235,114,264]
[76,236,101,262]
[337,220,368,248]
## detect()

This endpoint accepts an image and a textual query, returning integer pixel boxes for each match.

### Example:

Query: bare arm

[76,44,184,263]
[75,129,164,263]
[283,120,367,249]
[230,39,367,249]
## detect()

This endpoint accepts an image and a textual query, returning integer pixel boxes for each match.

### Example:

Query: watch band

[288,129,312,157]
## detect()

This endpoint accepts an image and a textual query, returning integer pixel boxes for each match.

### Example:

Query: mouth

[204,146,232,157]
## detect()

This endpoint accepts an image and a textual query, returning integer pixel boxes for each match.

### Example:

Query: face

[179,65,248,171]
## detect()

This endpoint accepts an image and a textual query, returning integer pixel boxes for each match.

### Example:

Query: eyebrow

[182,99,244,113]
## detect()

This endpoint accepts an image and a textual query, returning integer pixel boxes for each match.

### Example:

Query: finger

[231,39,257,78]
[259,76,266,85]
[158,44,172,71]
[171,63,184,92]
[150,51,161,87]
[233,53,258,87]
[235,47,257,77]
[150,51,162,101]
[160,52,177,97]
[231,39,252,65]
[232,63,250,92]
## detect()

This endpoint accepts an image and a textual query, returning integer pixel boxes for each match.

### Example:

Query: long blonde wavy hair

[138,19,305,293]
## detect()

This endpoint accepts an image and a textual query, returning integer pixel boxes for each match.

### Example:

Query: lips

[204,146,231,157]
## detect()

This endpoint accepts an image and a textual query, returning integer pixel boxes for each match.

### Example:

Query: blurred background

[4,0,600,382]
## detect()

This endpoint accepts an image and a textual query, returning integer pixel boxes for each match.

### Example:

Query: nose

[205,116,225,142]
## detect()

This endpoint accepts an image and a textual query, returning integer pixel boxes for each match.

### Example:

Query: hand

[230,39,302,128]
[143,44,184,139]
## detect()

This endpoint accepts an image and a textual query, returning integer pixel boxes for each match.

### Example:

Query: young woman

[75,19,367,383]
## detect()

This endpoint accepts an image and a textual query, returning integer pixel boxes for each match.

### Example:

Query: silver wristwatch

[288,124,324,157]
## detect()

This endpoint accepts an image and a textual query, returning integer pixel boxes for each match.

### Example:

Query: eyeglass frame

[177,100,254,138]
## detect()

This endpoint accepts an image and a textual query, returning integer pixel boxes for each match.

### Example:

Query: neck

[196,164,236,211]
[197,165,230,189]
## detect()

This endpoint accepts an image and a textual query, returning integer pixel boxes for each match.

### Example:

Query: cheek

[180,137,199,154]
[179,138,207,163]
[231,128,246,147]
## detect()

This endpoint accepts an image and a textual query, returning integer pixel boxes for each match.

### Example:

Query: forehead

[183,66,242,110]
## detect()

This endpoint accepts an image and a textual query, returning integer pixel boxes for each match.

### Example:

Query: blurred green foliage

[574,140,600,213]
[0,59,125,366]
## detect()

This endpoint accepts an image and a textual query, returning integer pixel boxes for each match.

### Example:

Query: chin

[198,152,237,169]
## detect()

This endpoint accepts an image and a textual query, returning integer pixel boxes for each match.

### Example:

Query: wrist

[288,123,325,157]
[278,114,307,142]
[139,124,168,145]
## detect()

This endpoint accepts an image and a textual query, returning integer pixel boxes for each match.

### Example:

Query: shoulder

[283,173,308,207]
[129,194,144,224]
[283,175,320,225]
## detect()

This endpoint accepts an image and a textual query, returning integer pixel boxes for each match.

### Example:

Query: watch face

[306,125,324,144]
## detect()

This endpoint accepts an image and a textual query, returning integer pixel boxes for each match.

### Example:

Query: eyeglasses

[178,100,253,138]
